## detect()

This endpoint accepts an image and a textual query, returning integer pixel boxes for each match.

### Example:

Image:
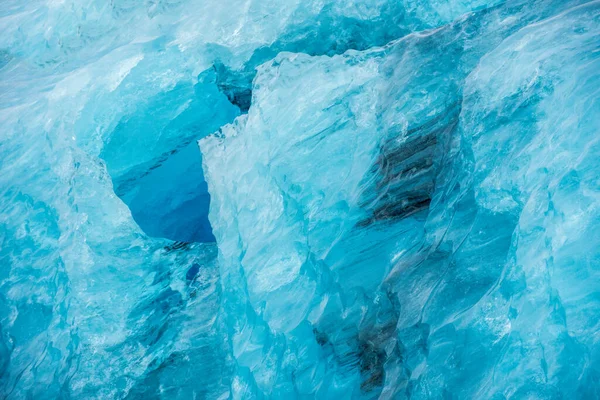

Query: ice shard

[201,0,600,397]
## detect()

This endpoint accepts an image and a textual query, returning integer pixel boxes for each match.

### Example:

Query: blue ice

[1,0,599,398]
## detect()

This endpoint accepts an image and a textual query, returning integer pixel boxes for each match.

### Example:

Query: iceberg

[1,0,599,398]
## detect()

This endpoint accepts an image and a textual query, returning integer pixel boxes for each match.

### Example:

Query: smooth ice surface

[1,0,600,398]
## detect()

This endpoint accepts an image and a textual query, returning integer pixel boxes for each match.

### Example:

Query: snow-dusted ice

[1,0,599,398]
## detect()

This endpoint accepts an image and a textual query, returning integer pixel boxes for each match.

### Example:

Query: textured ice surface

[1,0,600,398]
[201,1,600,398]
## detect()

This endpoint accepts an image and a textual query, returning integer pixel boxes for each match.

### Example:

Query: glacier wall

[1,0,599,398]
[200,0,600,398]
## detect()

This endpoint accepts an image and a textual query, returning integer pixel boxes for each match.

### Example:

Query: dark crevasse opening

[119,141,215,243]
[100,72,240,243]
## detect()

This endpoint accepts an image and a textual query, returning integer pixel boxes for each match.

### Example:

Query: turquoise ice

[1,0,599,398]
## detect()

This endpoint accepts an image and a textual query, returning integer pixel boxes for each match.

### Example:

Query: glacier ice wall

[201,0,600,398]
[1,0,600,398]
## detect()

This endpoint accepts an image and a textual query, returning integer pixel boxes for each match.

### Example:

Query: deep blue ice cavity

[112,140,216,243]
[100,75,240,243]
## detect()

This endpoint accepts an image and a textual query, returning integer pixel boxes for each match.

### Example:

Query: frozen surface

[201,0,600,398]
[1,0,600,398]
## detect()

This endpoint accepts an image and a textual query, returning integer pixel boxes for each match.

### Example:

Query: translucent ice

[201,0,600,397]
[1,0,600,398]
